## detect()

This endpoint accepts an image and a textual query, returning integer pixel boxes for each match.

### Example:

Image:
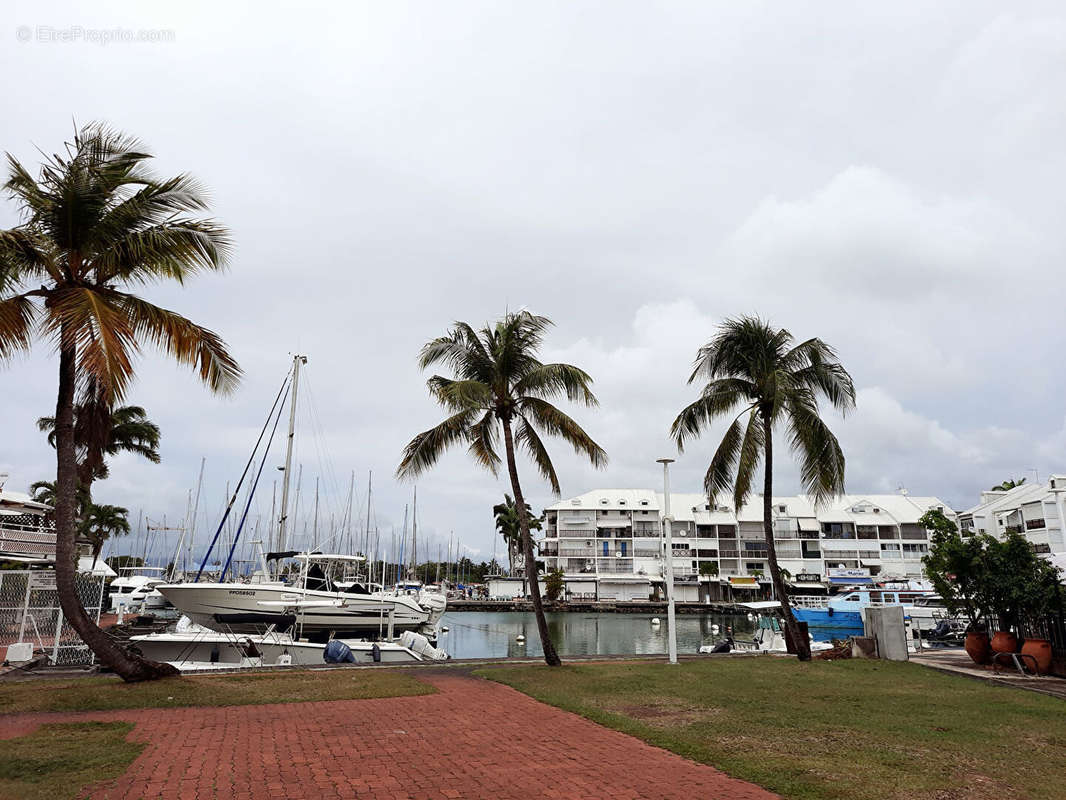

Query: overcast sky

[3,2,1065,566]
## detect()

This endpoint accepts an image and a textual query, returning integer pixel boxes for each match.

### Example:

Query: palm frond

[516,396,607,469]
[513,363,599,407]
[732,407,764,509]
[119,293,240,395]
[396,409,478,480]
[703,416,744,505]
[514,416,562,495]
[669,378,752,452]
[466,409,502,474]
[427,376,493,412]
[0,292,37,359]
[786,395,846,507]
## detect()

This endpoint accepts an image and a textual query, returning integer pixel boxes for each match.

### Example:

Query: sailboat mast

[364,470,372,556]
[411,486,418,578]
[277,354,305,553]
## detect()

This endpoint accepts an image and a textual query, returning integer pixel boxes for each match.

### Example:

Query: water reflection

[437,611,761,659]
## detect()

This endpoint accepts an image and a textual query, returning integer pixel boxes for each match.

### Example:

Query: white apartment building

[539,489,954,602]
[958,475,1066,557]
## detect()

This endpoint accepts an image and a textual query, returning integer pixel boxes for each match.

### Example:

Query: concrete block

[864,606,909,661]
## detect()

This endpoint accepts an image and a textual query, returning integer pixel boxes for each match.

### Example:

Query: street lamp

[657,458,678,665]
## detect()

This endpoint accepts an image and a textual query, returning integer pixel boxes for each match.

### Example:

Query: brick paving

[0,672,776,799]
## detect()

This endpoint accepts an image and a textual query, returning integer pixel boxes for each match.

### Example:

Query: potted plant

[921,511,993,664]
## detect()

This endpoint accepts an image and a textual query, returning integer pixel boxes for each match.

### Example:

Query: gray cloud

[2,1,1064,564]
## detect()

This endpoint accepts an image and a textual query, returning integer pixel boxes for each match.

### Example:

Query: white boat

[792,585,939,628]
[158,552,446,640]
[109,568,170,614]
[128,618,448,671]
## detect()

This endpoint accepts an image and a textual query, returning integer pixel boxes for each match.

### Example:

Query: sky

[2,2,1065,567]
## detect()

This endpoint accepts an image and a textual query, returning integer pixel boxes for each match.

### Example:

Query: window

[1034,543,1051,554]
[602,541,609,556]
[880,543,900,552]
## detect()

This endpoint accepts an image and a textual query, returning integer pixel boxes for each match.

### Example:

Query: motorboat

[109,568,171,614]
[791,586,939,628]
[127,616,449,672]
[157,552,446,641]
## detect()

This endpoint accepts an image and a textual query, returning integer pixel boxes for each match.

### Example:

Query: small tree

[544,568,565,602]
[921,510,989,630]
[981,531,1060,634]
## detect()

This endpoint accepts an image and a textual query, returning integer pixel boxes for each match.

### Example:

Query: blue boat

[792,586,938,629]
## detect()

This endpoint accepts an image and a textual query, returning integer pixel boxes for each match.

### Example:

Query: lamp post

[657,458,678,665]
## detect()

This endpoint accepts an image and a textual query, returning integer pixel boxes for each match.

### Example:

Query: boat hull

[156,583,432,637]
[793,607,863,627]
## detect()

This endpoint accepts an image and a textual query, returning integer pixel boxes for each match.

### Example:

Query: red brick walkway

[0,673,776,799]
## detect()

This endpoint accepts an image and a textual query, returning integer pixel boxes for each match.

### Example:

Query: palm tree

[81,503,131,567]
[992,477,1026,491]
[397,311,606,666]
[671,316,855,661]
[493,494,541,578]
[38,400,161,488]
[0,124,240,681]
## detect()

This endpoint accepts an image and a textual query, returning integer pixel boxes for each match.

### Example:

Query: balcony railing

[633,548,659,557]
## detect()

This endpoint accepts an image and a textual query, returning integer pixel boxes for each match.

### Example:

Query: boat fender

[210,643,220,663]
[372,643,381,663]
[827,606,834,617]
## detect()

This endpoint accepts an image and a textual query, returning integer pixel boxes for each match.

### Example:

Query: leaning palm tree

[671,316,855,661]
[38,397,161,489]
[0,124,240,681]
[398,311,606,666]
[81,503,131,567]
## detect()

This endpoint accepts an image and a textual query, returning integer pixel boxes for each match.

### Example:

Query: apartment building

[539,488,953,602]
[957,475,1066,556]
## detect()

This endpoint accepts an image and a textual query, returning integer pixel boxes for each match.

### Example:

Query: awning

[597,576,651,584]
[797,518,820,532]
[729,582,760,590]
[829,576,873,584]
[788,581,826,590]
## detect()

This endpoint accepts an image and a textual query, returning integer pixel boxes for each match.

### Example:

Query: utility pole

[658,457,678,665]
[277,354,305,552]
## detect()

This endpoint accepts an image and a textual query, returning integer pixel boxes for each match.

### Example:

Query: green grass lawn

[479,658,1066,800]
[0,721,144,800]
[0,669,434,714]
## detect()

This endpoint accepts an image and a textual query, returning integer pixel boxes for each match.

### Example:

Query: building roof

[548,488,953,525]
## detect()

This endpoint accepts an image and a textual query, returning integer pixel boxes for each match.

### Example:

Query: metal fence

[0,569,106,665]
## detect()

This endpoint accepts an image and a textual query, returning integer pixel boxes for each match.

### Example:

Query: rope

[220,390,289,581]
[195,369,291,581]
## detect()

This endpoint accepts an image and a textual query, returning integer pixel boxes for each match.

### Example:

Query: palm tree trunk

[501,418,561,666]
[761,408,811,661]
[52,337,178,682]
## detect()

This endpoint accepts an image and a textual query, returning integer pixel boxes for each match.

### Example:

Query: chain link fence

[0,569,106,665]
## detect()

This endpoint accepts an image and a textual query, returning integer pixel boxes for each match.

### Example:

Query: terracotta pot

[964,630,992,665]
[1020,638,1053,674]
[991,630,1018,654]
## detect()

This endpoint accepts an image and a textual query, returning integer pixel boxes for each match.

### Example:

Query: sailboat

[157,355,447,641]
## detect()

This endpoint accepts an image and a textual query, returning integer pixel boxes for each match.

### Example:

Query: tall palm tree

[82,503,131,567]
[0,124,240,681]
[671,316,855,661]
[397,311,606,666]
[493,494,541,578]
[38,399,161,488]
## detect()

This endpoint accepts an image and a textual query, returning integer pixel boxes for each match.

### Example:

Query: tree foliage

[544,567,565,602]
[922,509,1062,632]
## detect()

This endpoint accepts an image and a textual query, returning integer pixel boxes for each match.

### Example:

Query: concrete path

[0,672,776,799]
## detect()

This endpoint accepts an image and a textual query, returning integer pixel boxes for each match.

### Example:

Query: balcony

[633,548,660,557]
[597,558,634,574]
